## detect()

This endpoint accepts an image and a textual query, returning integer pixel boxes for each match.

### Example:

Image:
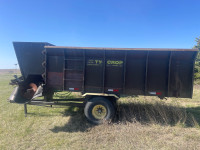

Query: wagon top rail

[44,46,199,51]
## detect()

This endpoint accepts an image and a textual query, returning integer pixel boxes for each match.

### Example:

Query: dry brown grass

[115,97,199,128]
[83,122,200,150]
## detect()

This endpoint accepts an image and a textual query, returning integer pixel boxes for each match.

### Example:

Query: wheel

[84,97,115,124]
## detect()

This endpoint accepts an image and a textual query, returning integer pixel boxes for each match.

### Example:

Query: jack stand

[24,104,27,117]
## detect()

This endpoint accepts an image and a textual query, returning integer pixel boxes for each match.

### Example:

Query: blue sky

[0,0,200,69]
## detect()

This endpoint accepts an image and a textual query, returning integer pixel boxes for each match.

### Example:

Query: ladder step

[64,69,83,71]
[65,59,84,61]
[64,79,83,81]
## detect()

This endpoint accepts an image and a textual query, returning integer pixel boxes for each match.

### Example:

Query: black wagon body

[47,45,198,98]
[9,42,198,124]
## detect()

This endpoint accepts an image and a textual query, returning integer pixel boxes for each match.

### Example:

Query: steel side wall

[45,47,197,98]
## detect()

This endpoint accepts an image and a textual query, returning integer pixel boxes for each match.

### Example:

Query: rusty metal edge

[44,46,198,52]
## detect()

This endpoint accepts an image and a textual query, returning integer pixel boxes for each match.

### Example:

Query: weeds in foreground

[114,97,199,128]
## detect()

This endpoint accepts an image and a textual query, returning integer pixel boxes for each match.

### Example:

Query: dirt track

[0,69,20,75]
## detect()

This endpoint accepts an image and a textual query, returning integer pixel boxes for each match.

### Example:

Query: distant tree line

[194,37,200,80]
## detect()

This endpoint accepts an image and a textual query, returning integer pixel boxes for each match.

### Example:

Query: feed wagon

[8,42,198,124]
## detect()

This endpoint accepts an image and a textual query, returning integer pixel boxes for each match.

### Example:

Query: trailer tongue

[8,42,198,124]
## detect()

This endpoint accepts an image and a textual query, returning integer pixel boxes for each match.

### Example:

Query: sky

[0,0,200,69]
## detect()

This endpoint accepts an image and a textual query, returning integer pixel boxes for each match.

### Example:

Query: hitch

[9,75,23,85]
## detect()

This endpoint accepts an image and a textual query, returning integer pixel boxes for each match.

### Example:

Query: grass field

[1,73,200,150]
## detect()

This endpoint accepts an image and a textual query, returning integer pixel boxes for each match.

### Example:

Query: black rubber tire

[84,97,115,124]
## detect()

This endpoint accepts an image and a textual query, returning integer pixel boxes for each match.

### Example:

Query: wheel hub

[92,104,107,120]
